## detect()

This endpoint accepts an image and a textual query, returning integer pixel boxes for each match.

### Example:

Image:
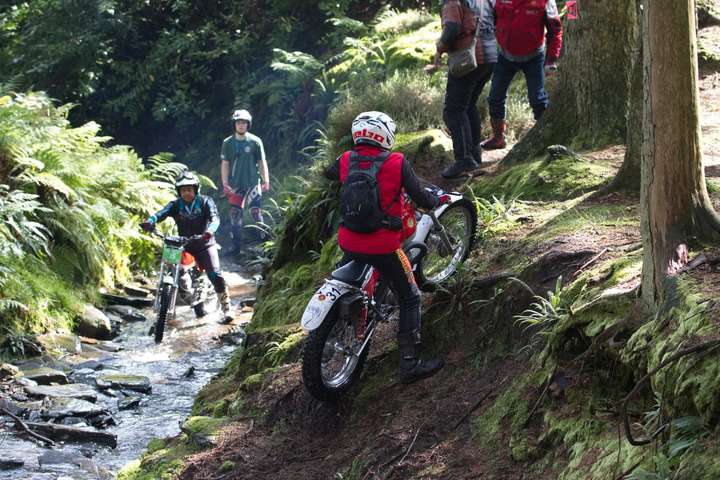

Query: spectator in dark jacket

[482,0,563,150]
[428,0,497,178]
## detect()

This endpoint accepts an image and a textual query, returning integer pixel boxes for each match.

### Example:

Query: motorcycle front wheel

[416,198,477,290]
[154,284,174,344]
[302,300,369,402]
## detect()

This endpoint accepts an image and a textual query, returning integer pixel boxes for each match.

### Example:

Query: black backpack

[340,151,401,233]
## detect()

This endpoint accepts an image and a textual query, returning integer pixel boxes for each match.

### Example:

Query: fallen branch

[573,248,609,277]
[471,272,516,289]
[0,407,55,446]
[620,339,720,446]
[397,426,422,466]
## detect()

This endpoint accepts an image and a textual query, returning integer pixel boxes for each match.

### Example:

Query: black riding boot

[397,330,444,384]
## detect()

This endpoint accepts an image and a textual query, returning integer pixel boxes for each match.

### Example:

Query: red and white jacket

[490,0,563,63]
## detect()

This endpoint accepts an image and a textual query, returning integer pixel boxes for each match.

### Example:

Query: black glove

[140,221,155,232]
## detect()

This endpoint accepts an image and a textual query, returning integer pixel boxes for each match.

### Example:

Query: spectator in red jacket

[482,0,563,150]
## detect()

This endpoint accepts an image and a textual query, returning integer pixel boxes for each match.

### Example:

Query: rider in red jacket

[483,0,563,150]
[324,111,446,384]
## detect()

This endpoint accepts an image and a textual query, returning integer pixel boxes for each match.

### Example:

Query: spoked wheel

[416,198,477,290]
[302,300,369,402]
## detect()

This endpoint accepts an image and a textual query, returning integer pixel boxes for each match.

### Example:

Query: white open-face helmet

[175,170,200,196]
[232,109,252,128]
[351,111,396,150]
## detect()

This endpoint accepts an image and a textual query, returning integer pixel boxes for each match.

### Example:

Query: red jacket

[493,0,563,63]
[338,146,405,255]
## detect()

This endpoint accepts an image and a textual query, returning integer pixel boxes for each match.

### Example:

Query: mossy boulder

[384,22,439,72]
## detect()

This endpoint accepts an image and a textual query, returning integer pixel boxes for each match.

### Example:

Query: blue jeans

[488,52,548,121]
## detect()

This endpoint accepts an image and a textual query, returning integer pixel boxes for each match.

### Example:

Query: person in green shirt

[220,109,270,254]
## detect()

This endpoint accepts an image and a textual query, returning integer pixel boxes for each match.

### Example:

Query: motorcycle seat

[331,261,371,287]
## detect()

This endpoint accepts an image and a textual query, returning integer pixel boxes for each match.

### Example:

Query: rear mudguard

[301,279,355,332]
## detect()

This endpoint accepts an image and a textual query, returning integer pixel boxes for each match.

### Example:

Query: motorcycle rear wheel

[302,300,369,402]
[416,198,477,290]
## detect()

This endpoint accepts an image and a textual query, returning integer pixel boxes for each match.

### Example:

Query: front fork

[154,261,182,319]
[429,211,453,255]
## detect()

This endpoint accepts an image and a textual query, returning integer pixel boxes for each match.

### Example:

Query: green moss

[146,438,166,454]
[220,460,235,472]
[384,22,438,72]
[116,437,198,480]
[471,155,616,202]
[183,416,227,436]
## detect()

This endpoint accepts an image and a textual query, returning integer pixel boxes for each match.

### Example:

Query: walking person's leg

[442,68,481,178]
[194,246,234,323]
[466,64,495,165]
[522,53,549,120]
[483,55,519,150]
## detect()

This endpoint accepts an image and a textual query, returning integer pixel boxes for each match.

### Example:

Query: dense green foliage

[0,1,438,170]
[0,90,186,350]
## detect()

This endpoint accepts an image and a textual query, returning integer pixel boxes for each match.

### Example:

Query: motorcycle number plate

[301,281,352,331]
[162,246,182,264]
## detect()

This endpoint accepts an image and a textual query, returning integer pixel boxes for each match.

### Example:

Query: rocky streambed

[0,266,255,480]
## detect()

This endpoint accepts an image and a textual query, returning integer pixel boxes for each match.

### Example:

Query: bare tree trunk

[606,3,643,192]
[640,0,720,308]
[502,0,637,166]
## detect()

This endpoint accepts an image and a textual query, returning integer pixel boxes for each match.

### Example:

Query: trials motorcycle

[300,186,477,401]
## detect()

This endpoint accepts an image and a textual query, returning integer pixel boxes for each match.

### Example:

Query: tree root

[620,339,720,446]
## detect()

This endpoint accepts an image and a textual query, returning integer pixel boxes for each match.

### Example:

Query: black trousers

[187,245,226,293]
[443,63,495,163]
[341,249,421,336]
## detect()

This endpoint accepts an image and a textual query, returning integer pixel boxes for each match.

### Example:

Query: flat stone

[36,333,81,354]
[19,367,68,385]
[105,305,147,322]
[44,397,107,418]
[0,397,42,416]
[76,305,114,341]
[95,374,151,394]
[118,397,140,410]
[26,422,117,448]
[38,450,78,466]
[75,360,105,371]
[122,284,151,297]
[25,384,97,402]
[0,459,24,470]
[101,293,153,308]
[94,341,124,353]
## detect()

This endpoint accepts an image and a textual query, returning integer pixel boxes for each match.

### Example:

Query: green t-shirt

[220,133,265,191]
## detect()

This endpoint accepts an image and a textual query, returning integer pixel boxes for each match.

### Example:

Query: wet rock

[0,363,19,379]
[61,417,88,426]
[118,396,140,410]
[19,367,68,385]
[26,422,118,448]
[36,333,82,354]
[76,305,114,341]
[94,341,124,353]
[25,384,98,402]
[0,397,42,416]
[122,284,152,297]
[75,360,105,371]
[182,366,196,378]
[44,397,107,418]
[88,413,117,429]
[220,326,247,346]
[105,305,147,322]
[239,297,256,308]
[38,450,79,466]
[95,374,151,394]
[101,293,153,308]
[0,459,24,470]
[16,377,38,388]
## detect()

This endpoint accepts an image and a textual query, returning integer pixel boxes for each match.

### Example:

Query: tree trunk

[606,3,643,192]
[502,0,637,166]
[640,0,720,308]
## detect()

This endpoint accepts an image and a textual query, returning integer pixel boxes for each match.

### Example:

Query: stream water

[0,266,254,480]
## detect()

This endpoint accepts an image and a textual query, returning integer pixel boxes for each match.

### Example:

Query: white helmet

[175,170,200,195]
[351,111,396,150]
[232,109,252,127]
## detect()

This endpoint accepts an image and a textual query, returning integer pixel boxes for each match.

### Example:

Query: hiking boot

[441,158,479,179]
[481,118,507,150]
[218,288,234,324]
[398,331,444,384]
[472,143,483,165]
[193,303,207,318]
